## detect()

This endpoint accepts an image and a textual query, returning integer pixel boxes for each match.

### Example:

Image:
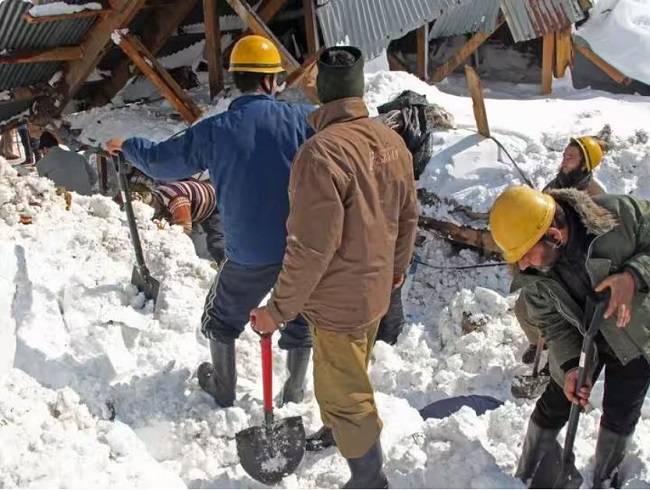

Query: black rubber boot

[197,339,236,407]
[515,419,563,484]
[306,426,336,452]
[280,347,311,406]
[343,441,389,489]
[521,344,538,364]
[592,427,630,489]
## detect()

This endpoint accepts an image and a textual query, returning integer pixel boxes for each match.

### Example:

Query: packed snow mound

[0,369,185,488]
[575,0,650,87]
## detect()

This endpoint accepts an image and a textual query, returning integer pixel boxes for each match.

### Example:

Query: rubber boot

[592,427,630,489]
[521,344,538,364]
[343,440,389,489]
[197,339,236,407]
[280,347,311,406]
[515,419,562,483]
[306,426,336,452]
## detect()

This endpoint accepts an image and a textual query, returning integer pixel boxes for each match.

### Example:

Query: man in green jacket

[490,186,650,488]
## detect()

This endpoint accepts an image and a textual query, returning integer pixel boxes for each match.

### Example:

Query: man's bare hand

[392,274,405,291]
[595,271,636,327]
[250,306,279,335]
[564,369,591,407]
[105,138,124,156]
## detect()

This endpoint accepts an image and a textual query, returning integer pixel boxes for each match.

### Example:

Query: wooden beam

[430,20,503,84]
[22,8,112,24]
[225,0,319,102]
[58,0,147,114]
[0,46,83,65]
[541,33,554,95]
[554,27,572,79]
[303,0,319,56]
[387,53,409,72]
[92,0,200,106]
[222,0,291,63]
[0,86,51,104]
[573,41,631,85]
[464,65,490,138]
[115,32,202,123]
[418,215,500,255]
[416,23,429,81]
[97,154,109,193]
[203,0,225,99]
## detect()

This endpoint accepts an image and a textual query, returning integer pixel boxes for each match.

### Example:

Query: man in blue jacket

[105,35,315,408]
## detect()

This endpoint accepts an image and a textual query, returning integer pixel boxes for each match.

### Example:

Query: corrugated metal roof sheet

[316,0,464,60]
[0,98,34,127]
[429,0,501,39]
[0,63,60,92]
[501,0,585,42]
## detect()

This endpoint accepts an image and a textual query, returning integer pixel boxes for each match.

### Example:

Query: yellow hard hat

[229,35,283,73]
[570,136,603,171]
[489,186,556,263]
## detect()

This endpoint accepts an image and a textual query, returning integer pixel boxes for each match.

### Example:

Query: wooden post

[464,65,490,138]
[92,0,200,107]
[203,0,224,99]
[430,20,503,84]
[115,32,202,123]
[97,154,109,192]
[541,33,555,95]
[416,23,429,81]
[0,46,84,65]
[387,53,409,72]
[573,41,631,85]
[554,27,572,78]
[303,0,319,56]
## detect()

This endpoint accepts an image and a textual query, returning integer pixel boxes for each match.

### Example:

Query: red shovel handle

[261,335,273,413]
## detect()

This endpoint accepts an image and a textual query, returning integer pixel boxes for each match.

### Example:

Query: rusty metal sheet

[501,0,586,42]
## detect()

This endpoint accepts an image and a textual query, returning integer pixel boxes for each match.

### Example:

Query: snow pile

[28,2,102,17]
[0,370,185,488]
[575,0,650,86]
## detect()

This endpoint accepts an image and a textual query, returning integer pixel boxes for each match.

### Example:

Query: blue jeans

[200,260,312,349]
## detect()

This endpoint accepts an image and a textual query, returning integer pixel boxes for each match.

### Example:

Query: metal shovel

[114,154,160,303]
[235,334,305,485]
[511,337,550,399]
[529,295,609,489]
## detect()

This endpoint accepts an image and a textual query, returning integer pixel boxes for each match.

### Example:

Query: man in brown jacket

[250,46,418,488]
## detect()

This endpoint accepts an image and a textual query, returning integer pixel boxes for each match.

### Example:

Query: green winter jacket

[512,189,650,385]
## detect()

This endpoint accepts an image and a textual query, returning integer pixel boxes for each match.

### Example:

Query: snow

[159,41,206,71]
[5,67,650,488]
[575,0,650,86]
[28,2,102,17]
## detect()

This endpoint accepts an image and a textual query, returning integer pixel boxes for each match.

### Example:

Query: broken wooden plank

[92,0,200,106]
[573,41,631,85]
[59,0,147,113]
[303,0,319,56]
[0,46,83,65]
[22,8,112,23]
[541,33,554,95]
[97,154,109,192]
[222,0,291,62]
[554,27,572,79]
[464,65,490,138]
[418,215,500,254]
[115,32,202,123]
[416,23,429,81]
[430,20,504,84]
[204,0,225,99]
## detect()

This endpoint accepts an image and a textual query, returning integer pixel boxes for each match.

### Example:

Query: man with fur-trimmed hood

[490,186,650,488]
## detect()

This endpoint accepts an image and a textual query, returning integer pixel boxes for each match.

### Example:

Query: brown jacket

[266,98,418,332]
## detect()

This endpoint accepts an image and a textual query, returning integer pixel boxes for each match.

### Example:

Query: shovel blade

[529,447,583,489]
[511,373,550,399]
[131,266,160,302]
[236,416,305,485]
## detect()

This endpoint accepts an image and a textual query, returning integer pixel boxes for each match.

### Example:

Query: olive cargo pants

[515,294,541,345]
[311,319,383,459]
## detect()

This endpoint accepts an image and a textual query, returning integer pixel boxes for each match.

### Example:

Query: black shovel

[529,295,609,489]
[511,337,550,399]
[235,333,305,485]
[114,154,161,303]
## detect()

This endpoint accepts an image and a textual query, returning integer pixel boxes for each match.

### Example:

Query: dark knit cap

[38,131,59,150]
[316,46,365,104]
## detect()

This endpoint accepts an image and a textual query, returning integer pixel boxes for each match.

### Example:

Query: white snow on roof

[28,1,102,17]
